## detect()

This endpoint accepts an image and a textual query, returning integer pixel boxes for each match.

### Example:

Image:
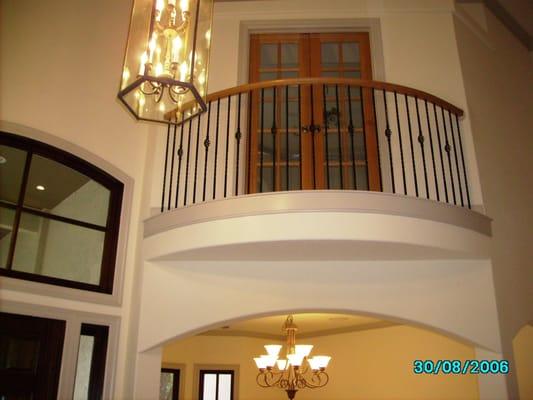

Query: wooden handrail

[167,78,464,118]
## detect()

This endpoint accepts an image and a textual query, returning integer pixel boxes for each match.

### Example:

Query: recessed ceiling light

[36,185,45,191]
[0,156,6,164]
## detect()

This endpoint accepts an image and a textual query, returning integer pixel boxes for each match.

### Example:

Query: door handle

[302,124,321,134]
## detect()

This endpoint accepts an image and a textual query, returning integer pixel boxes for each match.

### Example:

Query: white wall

[453,4,533,399]
[0,0,156,398]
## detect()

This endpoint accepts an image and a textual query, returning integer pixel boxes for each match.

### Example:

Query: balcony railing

[159,78,471,212]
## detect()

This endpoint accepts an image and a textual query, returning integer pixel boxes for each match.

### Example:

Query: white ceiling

[203,312,395,339]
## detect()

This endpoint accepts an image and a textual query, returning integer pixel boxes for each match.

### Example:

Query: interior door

[248,32,379,192]
[0,312,65,400]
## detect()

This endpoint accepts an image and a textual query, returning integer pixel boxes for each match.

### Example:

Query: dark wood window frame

[75,323,109,400]
[199,369,235,400]
[161,367,181,400]
[0,131,123,293]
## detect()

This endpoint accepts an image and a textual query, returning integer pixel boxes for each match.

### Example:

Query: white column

[133,347,163,400]
[475,347,509,400]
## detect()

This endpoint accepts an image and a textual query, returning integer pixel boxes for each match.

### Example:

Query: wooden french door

[248,32,380,192]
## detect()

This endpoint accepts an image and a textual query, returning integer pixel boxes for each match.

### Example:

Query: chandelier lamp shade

[253,315,331,399]
[118,0,213,125]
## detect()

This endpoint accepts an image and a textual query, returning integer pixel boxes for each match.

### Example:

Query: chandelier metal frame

[253,315,331,400]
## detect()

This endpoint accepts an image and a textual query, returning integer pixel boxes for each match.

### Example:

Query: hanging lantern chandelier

[253,315,331,400]
[118,0,213,124]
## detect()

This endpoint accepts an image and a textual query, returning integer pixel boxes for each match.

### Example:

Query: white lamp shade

[261,354,278,368]
[308,357,321,371]
[276,359,288,370]
[264,344,282,357]
[254,357,268,369]
[295,344,313,357]
[313,355,331,369]
[287,353,304,367]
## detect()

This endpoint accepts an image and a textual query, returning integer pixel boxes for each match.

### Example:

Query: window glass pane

[259,71,277,82]
[73,335,95,400]
[0,334,40,371]
[217,374,232,400]
[321,43,339,67]
[260,44,277,68]
[0,207,15,268]
[202,374,217,400]
[0,145,27,205]
[342,42,360,68]
[281,43,298,67]
[24,155,110,227]
[160,372,174,400]
[12,212,104,285]
[356,165,369,190]
[344,70,361,79]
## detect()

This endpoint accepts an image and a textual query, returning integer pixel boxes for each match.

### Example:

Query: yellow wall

[162,325,479,400]
[513,325,533,400]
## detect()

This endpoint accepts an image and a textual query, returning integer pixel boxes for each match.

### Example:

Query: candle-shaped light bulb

[155,0,165,20]
[198,70,205,85]
[180,0,189,12]
[205,29,211,44]
[179,61,188,81]
[172,36,183,61]
[155,62,163,76]
[139,52,148,75]
[149,34,157,61]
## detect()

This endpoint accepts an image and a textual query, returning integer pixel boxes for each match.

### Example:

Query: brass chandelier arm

[300,371,329,389]
[256,370,285,388]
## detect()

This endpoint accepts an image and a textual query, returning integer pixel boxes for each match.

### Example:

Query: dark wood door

[248,32,379,192]
[0,312,65,399]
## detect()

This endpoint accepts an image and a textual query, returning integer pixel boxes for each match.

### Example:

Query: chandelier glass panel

[253,315,331,399]
[118,0,213,124]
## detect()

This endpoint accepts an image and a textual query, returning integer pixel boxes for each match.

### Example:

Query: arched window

[0,132,123,293]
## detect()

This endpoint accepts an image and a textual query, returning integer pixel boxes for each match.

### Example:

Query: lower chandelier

[253,315,331,399]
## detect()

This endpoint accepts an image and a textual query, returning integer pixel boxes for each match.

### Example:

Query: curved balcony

[145,78,490,262]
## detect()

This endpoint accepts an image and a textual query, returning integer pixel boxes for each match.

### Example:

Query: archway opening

[158,312,480,400]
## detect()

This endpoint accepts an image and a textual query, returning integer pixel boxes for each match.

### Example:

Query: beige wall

[0,0,153,397]
[453,4,533,399]
[162,325,479,400]
[513,325,533,400]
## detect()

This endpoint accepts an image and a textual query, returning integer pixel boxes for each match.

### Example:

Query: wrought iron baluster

[161,123,171,212]
[347,85,357,189]
[298,85,303,190]
[193,113,201,204]
[448,110,464,207]
[415,97,429,199]
[235,93,242,196]
[382,89,395,193]
[404,94,418,197]
[175,120,185,208]
[310,85,317,189]
[224,96,231,197]
[433,103,449,203]
[335,84,344,189]
[246,90,253,194]
[213,99,221,199]
[168,122,177,210]
[272,87,277,192]
[202,101,212,202]
[455,114,471,209]
[424,100,439,201]
[441,107,456,205]
[322,84,331,189]
[285,85,290,191]
[183,119,193,206]
[359,87,370,190]
[394,91,407,195]
[260,88,265,193]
